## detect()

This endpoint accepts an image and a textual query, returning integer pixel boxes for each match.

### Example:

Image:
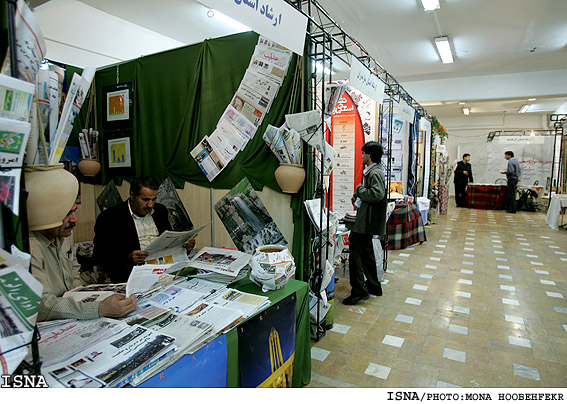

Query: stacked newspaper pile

[41,277,271,387]
[191,36,293,181]
[39,321,176,388]
[128,278,271,386]
[185,246,251,284]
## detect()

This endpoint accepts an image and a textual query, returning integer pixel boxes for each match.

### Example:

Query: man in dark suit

[93,176,193,283]
[453,153,474,207]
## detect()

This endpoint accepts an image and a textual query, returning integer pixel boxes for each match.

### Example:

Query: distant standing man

[454,153,474,207]
[344,141,387,305]
[500,151,522,213]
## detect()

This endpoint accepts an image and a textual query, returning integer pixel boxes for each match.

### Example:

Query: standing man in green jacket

[344,141,387,305]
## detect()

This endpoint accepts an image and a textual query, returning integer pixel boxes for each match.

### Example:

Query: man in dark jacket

[453,153,473,207]
[344,141,387,305]
[93,176,174,283]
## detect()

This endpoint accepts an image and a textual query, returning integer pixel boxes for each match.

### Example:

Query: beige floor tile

[310,204,567,388]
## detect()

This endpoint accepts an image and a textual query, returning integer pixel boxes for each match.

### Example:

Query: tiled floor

[308,204,567,388]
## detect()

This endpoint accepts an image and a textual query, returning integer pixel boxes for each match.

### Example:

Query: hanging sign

[497,136,545,144]
[196,0,308,55]
[349,58,385,104]
[397,98,414,122]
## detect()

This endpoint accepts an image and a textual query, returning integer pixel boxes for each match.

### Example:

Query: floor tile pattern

[308,205,567,388]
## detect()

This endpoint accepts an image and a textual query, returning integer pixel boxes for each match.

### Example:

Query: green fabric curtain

[85,31,297,192]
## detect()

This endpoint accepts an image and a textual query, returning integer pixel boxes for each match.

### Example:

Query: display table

[546,194,567,231]
[135,277,311,388]
[387,203,426,250]
[464,184,507,209]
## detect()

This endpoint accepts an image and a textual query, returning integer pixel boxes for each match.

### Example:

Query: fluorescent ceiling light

[435,36,454,64]
[462,107,470,116]
[519,104,530,113]
[420,0,440,11]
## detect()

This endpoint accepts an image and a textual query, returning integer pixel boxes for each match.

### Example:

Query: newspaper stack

[41,323,177,388]
[184,246,252,284]
[191,36,293,182]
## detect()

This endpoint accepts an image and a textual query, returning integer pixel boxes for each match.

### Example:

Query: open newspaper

[42,324,176,388]
[144,223,208,263]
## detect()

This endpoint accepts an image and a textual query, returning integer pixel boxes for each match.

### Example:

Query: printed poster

[214,177,286,253]
[238,293,296,387]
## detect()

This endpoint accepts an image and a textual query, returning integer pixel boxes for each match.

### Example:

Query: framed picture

[103,83,133,128]
[104,132,134,176]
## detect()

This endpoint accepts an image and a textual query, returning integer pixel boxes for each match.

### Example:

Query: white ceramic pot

[78,158,101,177]
[274,163,305,194]
[25,164,79,231]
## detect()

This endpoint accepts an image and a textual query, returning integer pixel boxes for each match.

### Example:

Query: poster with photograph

[214,177,286,253]
[96,179,123,212]
[157,177,193,231]
[238,293,296,387]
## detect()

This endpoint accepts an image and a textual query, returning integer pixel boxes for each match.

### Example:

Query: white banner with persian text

[349,58,385,104]
[196,0,308,55]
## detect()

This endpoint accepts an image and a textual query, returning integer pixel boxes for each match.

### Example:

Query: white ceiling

[30,0,567,121]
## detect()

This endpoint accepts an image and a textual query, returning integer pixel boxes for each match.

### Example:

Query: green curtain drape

[85,31,298,192]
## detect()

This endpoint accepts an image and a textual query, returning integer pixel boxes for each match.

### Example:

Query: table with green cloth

[135,276,311,388]
[387,203,427,250]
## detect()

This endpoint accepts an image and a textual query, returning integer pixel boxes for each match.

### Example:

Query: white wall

[441,113,549,195]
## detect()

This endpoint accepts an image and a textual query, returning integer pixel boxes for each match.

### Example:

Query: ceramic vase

[274,163,305,194]
[25,164,79,231]
[78,158,101,177]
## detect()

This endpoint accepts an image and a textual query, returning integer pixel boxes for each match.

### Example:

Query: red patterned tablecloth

[387,203,427,250]
[464,184,507,210]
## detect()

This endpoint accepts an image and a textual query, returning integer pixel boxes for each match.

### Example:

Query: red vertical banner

[330,92,365,216]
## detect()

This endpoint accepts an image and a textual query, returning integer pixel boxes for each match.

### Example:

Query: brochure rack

[288,0,430,340]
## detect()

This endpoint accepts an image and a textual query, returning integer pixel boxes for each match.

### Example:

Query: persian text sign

[349,58,385,103]
[497,136,545,144]
[196,0,308,55]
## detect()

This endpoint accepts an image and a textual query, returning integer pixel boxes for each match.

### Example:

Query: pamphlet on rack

[0,74,34,122]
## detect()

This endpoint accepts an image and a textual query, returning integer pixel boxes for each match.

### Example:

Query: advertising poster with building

[238,293,296,388]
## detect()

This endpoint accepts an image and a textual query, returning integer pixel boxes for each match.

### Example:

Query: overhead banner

[196,0,308,55]
[349,58,385,104]
[497,135,545,145]
[397,98,414,122]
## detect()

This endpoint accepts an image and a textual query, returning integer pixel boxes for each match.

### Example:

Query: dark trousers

[506,178,518,212]
[349,232,381,296]
[455,183,467,207]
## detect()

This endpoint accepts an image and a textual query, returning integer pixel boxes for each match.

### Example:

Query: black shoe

[366,281,383,296]
[342,293,369,305]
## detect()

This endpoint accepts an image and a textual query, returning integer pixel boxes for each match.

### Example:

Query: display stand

[293,0,431,340]
[1,0,42,379]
